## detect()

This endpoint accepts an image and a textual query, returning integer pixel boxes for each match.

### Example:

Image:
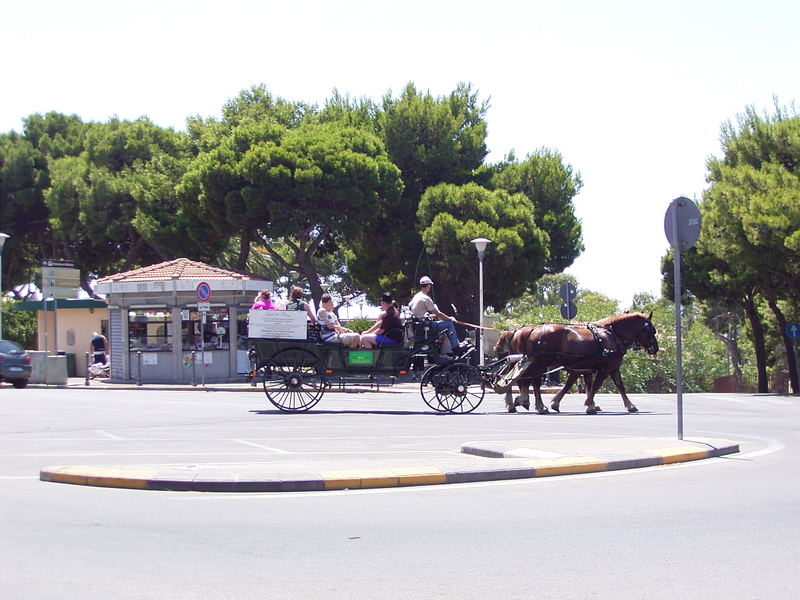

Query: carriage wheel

[420,365,449,413]
[262,348,326,412]
[421,362,485,414]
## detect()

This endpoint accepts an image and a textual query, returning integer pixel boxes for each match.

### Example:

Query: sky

[2,0,798,307]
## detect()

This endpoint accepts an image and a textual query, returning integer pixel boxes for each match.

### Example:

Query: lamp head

[471,237,491,260]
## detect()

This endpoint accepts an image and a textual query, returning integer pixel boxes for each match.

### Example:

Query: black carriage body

[246,310,484,413]
[250,338,413,379]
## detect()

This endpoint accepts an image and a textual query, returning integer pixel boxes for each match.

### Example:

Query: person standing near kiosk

[90,331,109,365]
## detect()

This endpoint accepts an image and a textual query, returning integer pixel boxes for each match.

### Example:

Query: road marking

[230,439,290,454]
[93,430,123,440]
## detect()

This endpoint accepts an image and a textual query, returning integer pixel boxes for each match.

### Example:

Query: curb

[40,438,740,493]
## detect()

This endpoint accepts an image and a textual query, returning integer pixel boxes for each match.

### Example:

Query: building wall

[36,307,110,376]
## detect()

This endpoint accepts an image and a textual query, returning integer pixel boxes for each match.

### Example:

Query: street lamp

[471,237,491,365]
[0,232,8,339]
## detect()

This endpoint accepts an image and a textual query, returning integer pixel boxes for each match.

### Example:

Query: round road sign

[196,282,212,302]
[664,196,702,251]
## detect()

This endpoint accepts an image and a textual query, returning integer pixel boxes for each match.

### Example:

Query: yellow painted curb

[321,467,447,490]
[392,467,447,486]
[41,466,154,489]
[524,456,607,476]
[652,446,709,464]
[321,470,364,490]
[321,469,397,490]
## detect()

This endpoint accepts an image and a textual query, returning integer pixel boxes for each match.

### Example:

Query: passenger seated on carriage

[285,286,317,322]
[409,276,469,357]
[360,293,403,349]
[250,289,279,310]
[317,293,361,348]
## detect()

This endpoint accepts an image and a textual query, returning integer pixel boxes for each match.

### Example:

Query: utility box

[45,355,68,385]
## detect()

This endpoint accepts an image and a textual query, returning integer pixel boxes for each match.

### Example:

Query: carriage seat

[410,317,440,343]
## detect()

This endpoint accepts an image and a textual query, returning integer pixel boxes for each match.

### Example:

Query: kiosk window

[182,308,229,350]
[128,310,173,351]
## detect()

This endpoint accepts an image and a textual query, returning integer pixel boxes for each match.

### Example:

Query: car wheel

[11,379,28,389]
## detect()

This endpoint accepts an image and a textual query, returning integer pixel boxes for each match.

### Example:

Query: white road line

[93,430,124,440]
[230,439,291,454]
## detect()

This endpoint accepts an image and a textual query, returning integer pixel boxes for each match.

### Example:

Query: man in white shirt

[409,276,466,355]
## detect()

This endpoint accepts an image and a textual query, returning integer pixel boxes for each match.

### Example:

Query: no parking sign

[196,282,212,302]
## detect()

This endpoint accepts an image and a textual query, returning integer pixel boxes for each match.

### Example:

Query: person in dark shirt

[90,331,109,364]
[361,293,403,348]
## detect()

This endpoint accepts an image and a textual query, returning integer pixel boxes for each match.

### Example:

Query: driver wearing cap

[409,276,467,356]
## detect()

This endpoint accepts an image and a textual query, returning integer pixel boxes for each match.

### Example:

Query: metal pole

[0,232,7,339]
[136,351,143,386]
[191,351,197,387]
[478,255,484,366]
[85,351,90,386]
[0,247,3,339]
[201,312,206,389]
[672,199,684,440]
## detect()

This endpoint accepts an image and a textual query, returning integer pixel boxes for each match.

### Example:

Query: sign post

[664,197,702,439]
[196,283,212,388]
[39,261,81,355]
[559,282,577,320]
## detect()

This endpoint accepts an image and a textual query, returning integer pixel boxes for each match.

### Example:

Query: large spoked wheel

[420,362,485,414]
[262,348,326,412]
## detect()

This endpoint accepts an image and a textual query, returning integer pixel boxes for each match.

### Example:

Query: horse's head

[630,312,658,355]
[493,330,515,358]
[597,312,658,355]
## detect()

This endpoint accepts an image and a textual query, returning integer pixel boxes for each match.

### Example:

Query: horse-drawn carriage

[247,309,659,416]
[247,310,490,413]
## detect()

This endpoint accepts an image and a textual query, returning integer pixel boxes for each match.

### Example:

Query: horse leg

[515,383,531,411]
[532,382,549,414]
[610,369,638,412]
[504,390,516,413]
[585,371,610,415]
[550,371,580,412]
[513,379,531,411]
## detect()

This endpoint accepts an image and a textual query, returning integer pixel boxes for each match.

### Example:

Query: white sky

[2,0,798,307]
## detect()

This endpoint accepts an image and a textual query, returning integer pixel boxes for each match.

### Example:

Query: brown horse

[493,312,658,415]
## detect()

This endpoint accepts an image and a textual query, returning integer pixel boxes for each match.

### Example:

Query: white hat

[419,276,433,285]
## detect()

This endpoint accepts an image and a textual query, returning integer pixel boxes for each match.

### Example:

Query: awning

[12,299,109,312]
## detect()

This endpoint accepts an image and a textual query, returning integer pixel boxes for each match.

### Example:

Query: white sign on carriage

[248,310,307,340]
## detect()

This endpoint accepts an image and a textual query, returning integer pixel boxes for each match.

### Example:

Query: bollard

[136,351,143,386]
[191,351,197,387]
[85,352,90,386]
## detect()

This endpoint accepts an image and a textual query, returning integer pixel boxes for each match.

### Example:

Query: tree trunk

[235,233,251,272]
[743,295,769,393]
[766,295,799,394]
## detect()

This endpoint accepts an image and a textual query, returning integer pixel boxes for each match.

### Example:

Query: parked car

[0,340,32,388]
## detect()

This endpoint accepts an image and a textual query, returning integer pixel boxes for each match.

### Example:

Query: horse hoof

[628,405,639,413]
[550,402,560,413]
[595,406,602,412]
[586,407,597,415]
[537,407,549,415]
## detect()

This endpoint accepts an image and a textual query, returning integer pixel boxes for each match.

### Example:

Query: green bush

[1,301,37,348]
[343,316,374,333]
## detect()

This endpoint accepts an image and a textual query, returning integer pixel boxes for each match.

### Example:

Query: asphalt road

[1,387,797,599]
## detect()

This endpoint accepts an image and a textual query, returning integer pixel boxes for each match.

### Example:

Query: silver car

[0,340,32,388]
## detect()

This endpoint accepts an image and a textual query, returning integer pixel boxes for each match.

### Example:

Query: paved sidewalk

[40,436,739,493]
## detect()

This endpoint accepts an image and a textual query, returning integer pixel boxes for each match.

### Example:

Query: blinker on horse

[493,312,658,415]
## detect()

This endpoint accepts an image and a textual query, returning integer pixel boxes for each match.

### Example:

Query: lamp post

[0,232,8,339]
[471,237,491,365]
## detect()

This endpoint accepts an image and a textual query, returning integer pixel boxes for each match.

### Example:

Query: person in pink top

[250,289,278,310]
